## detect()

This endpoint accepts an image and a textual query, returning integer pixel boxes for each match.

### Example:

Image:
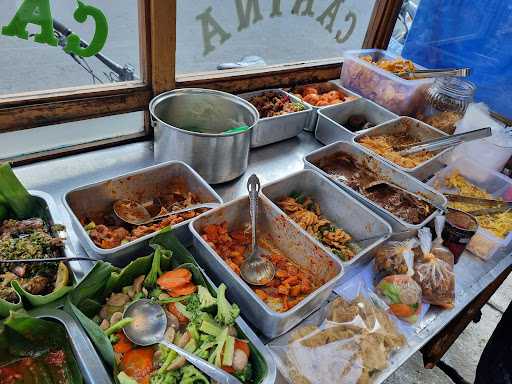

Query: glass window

[176,0,377,74]
[0,0,140,96]
[389,0,511,116]
[0,112,144,161]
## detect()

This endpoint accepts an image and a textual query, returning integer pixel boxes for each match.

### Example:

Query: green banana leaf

[1,311,83,383]
[11,280,74,307]
[0,203,7,221]
[67,231,268,383]
[0,162,36,219]
[0,294,23,319]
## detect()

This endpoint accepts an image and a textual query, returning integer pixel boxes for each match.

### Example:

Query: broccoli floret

[197,285,217,310]
[150,370,180,384]
[179,365,209,384]
[144,246,163,288]
[215,284,240,326]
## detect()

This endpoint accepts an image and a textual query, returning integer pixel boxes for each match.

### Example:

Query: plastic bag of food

[376,275,423,324]
[431,215,455,265]
[268,282,406,384]
[373,238,418,280]
[413,227,455,308]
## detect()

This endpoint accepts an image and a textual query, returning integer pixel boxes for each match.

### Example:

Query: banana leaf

[0,203,7,221]
[66,232,268,383]
[1,311,83,383]
[0,293,23,319]
[12,280,74,307]
[0,162,36,219]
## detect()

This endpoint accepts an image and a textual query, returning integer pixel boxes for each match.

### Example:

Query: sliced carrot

[157,268,192,290]
[121,348,154,380]
[222,365,236,373]
[167,302,189,325]
[113,332,133,354]
[235,339,250,358]
[389,303,416,318]
[169,282,197,297]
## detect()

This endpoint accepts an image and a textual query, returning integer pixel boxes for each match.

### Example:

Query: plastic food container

[315,97,398,145]
[353,116,450,181]
[239,89,312,148]
[288,81,360,132]
[428,157,512,260]
[304,141,447,232]
[64,160,222,266]
[341,49,433,116]
[189,195,344,338]
[261,169,392,267]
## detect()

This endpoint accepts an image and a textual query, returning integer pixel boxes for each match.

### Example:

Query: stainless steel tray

[316,97,398,145]
[30,307,111,384]
[239,89,312,148]
[353,116,450,180]
[303,141,447,231]
[189,195,344,338]
[63,160,222,266]
[288,81,360,132]
[30,190,83,281]
[261,169,392,269]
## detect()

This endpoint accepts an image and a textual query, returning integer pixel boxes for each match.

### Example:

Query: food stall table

[13,131,512,383]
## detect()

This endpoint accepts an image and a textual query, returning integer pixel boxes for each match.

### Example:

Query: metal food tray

[29,307,111,384]
[189,195,344,338]
[30,190,83,280]
[239,89,312,148]
[304,141,447,231]
[288,81,360,132]
[261,169,392,269]
[315,97,398,145]
[353,116,450,180]
[63,160,222,266]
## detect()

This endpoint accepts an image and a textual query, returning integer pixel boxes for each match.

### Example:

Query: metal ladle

[123,299,242,384]
[240,174,276,286]
[113,199,218,226]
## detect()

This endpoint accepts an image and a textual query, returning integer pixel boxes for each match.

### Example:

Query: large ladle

[113,199,218,226]
[239,174,276,286]
[122,299,242,384]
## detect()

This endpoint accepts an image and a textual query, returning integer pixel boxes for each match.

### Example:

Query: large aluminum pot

[150,88,259,184]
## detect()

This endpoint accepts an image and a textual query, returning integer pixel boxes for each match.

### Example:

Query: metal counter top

[12,133,512,384]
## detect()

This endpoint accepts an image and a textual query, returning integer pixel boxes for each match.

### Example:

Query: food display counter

[9,127,512,383]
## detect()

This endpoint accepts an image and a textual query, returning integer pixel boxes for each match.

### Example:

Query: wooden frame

[1,0,402,164]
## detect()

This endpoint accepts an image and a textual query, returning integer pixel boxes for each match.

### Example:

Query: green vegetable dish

[0,312,83,383]
[0,163,72,318]
[68,230,268,384]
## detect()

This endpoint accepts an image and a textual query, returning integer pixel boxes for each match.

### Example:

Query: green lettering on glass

[336,11,356,43]
[270,0,282,17]
[235,0,263,31]
[64,1,108,57]
[316,0,343,33]
[291,0,315,17]
[196,6,232,56]
[1,0,58,46]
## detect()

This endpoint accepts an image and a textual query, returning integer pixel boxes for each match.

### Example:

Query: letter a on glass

[2,0,58,46]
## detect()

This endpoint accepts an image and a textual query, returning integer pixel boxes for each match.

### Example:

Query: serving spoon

[113,199,219,226]
[123,299,243,384]
[239,174,275,286]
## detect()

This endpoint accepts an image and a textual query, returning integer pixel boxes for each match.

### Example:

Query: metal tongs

[397,127,491,156]
[397,67,471,80]
[444,193,512,216]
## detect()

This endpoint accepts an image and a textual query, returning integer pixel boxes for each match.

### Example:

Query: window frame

[0,0,402,164]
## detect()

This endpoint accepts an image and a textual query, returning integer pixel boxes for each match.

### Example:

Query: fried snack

[201,222,321,312]
[284,295,406,384]
[422,111,462,134]
[278,193,356,261]
[293,85,357,107]
[358,132,435,168]
[441,171,512,238]
[361,56,416,75]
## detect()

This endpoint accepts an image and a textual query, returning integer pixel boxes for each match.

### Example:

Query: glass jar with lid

[422,78,476,134]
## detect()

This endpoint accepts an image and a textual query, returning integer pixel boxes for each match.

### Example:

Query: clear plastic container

[341,49,433,116]
[428,157,512,260]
